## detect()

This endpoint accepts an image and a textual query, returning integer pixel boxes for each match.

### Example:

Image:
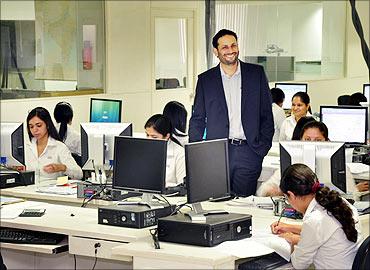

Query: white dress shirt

[166,140,186,187]
[220,61,245,139]
[173,128,189,147]
[55,123,81,155]
[291,198,362,270]
[279,112,312,141]
[25,137,83,182]
[272,103,286,142]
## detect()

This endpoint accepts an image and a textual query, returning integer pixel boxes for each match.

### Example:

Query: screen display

[90,98,122,123]
[364,84,369,102]
[320,106,368,145]
[112,137,167,194]
[185,139,230,204]
[275,83,308,109]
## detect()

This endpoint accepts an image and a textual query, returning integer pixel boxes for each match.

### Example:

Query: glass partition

[155,17,188,90]
[213,1,346,82]
[0,0,105,99]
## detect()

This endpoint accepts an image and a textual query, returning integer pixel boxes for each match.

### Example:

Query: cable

[73,254,77,270]
[91,257,97,270]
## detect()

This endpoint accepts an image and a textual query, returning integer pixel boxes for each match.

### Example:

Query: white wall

[1,0,368,129]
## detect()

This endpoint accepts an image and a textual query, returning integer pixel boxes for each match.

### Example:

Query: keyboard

[239,252,289,270]
[0,227,65,245]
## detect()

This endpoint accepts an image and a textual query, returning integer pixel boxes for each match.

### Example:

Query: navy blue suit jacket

[189,61,274,157]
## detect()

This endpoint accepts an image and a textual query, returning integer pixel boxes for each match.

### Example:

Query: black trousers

[228,143,263,197]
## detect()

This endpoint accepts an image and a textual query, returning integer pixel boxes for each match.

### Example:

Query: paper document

[0,196,24,205]
[212,238,275,258]
[252,229,292,261]
[226,196,274,209]
[37,186,77,195]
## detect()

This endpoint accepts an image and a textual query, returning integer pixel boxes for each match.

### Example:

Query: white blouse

[55,123,81,155]
[166,140,186,187]
[25,137,83,182]
[279,112,312,141]
[291,198,362,269]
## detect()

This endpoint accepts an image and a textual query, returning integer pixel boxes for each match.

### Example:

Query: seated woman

[53,101,81,155]
[291,116,316,140]
[25,107,83,182]
[144,114,185,187]
[270,163,362,269]
[163,101,188,146]
[279,92,311,141]
[257,121,364,196]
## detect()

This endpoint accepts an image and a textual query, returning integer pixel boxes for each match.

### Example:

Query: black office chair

[352,236,370,270]
[71,153,82,167]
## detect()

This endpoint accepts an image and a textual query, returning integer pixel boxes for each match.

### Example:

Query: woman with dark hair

[144,114,185,186]
[350,92,367,105]
[279,92,311,141]
[53,101,81,155]
[25,107,83,182]
[163,101,188,146]
[291,116,316,140]
[270,163,362,269]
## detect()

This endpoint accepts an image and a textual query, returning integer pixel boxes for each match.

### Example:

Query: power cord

[92,242,101,270]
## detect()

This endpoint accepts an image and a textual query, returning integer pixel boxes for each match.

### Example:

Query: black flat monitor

[90,98,122,123]
[185,139,230,221]
[113,137,167,194]
[280,141,346,193]
[274,83,308,109]
[363,83,369,101]
[320,105,368,145]
[0,122,25,167]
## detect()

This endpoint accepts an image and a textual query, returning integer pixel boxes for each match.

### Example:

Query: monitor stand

[92,164,107,184]
[185,202,228,222]
[117,193,166,209]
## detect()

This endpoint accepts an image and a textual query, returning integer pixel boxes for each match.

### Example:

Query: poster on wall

[35,1,77,81]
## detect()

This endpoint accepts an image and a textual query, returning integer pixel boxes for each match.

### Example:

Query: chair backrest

[352,236,370,270]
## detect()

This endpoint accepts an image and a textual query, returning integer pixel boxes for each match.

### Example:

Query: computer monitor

[0,122,25,167]
[280,141,346,193]
[80,122,132,182]
[320,105,368,145]
[274,83,308,109]
[185,139,230,221]
[363,84,369,101]
[112,137,167,207]
[89,98,122,123]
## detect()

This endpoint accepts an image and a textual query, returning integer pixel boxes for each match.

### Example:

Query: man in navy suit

[189,29,274,197]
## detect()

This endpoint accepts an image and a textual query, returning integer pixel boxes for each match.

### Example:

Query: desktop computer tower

[98,204,176,228]
[158,213,252,247]
[0,170,35,189]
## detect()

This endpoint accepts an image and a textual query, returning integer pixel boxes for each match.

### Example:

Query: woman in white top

[144,114,186,187]
[54,101,81,155]
[270,88,286,142]
[279,91,311,141]
[257,121,362,197]
[163,101,189,146]
[25,107,83,182]
[270,164,362,269]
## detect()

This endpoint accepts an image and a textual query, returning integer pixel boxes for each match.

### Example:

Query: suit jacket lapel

[240,62,250,113]
[213,64,229,117]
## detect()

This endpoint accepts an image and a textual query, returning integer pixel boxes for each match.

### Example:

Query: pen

[276,207,285,226]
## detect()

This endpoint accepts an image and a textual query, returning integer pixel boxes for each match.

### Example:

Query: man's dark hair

[270,88,285,104]
[212,29,238,49]
[350,92,367,105]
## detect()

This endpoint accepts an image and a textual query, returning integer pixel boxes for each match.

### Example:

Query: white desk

[0,181,114,207]
[1,197,369,269]
[0,201,150,269]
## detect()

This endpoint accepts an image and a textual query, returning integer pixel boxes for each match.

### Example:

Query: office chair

[352,236,370,270]
[71,153,82,167]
